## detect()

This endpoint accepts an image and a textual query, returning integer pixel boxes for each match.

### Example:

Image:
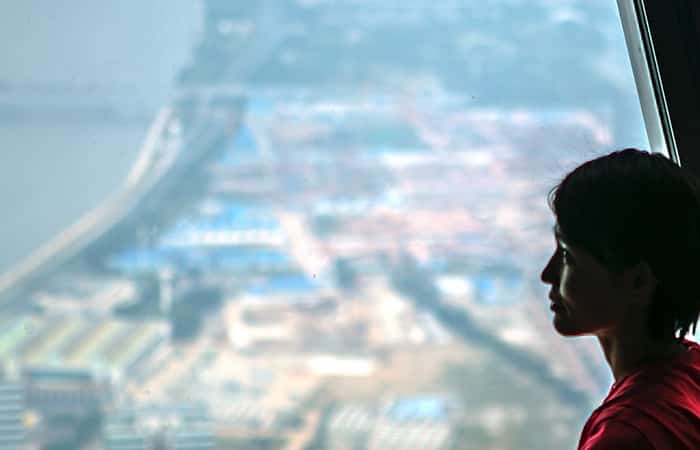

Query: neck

[598,331,685,383]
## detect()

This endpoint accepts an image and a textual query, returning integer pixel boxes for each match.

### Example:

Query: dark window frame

[618,0,700,172]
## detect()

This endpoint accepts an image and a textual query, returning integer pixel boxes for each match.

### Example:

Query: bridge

[0,97,227,309]
[0,0,289,308]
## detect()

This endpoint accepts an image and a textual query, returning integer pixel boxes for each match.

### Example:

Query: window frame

[618,0,700,172]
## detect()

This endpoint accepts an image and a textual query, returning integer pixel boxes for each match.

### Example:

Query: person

[540,148,700,449]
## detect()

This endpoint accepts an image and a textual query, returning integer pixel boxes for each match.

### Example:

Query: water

[0,1,201,273]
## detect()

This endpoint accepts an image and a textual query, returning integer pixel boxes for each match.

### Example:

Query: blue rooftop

[109,245,292,274]
[247,97,274,117]
[108,248,172,273]
[232,126,257,152]
[160,205,279,246]
[474,273,522,306]
[247,275,319,296]
[387,395,450,423]
[218,125,260,166]
[210,249,290,270]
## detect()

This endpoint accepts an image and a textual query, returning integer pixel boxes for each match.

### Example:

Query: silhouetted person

[541,149,700,449]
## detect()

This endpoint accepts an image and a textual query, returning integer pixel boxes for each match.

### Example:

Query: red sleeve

[580,419,654,450]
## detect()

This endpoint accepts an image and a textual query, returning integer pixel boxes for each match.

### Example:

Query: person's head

[540,148,700,342]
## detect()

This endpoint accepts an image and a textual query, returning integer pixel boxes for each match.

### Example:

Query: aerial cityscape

[0,1,682,450]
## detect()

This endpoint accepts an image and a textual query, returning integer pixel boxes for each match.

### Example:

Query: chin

[552,315,586,337]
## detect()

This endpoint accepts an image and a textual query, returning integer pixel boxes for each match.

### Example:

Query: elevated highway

[0,99,227,309]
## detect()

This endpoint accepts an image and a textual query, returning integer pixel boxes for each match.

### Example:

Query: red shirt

[578,339,700,449]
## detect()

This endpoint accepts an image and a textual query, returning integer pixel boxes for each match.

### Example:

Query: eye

[561,248,572,264]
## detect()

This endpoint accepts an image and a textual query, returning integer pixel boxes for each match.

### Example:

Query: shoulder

[580,418,654,450]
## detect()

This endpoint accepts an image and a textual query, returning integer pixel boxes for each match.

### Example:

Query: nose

[540,253,557,285]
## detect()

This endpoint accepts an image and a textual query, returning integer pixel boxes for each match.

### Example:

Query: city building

[327,396,455,450]
[0,376,28,450]
[104,403,215,450]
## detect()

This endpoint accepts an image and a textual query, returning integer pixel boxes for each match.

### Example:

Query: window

[1,1,683,450]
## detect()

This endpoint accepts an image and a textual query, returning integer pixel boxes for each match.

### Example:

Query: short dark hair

[547,148,700,341]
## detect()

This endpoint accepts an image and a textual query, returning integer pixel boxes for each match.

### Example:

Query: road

[278,212,331,279]
[0,107,178,306]
[284,410,321,450]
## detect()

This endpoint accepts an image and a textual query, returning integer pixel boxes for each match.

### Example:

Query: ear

[625,261,657,306]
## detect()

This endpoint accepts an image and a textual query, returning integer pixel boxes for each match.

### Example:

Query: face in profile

[540,228,631,338]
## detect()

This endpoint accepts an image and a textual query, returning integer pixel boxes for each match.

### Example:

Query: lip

[548,293,564,311]
[550,302,564,311]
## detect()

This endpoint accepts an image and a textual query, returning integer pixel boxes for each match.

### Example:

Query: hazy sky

[0,0,201,102]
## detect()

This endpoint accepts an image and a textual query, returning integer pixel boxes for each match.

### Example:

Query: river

[0,0,201,274]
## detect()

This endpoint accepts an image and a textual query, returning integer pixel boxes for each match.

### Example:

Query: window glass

[0,2,676,450]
